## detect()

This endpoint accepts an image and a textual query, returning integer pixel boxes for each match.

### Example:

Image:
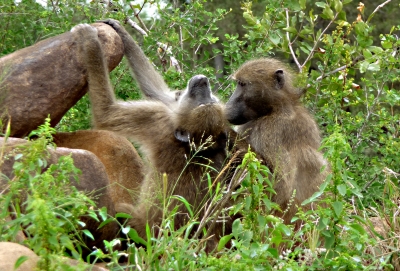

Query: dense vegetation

[1,0,399,270]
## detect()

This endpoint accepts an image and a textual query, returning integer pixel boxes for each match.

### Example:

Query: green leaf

[349,223,367,235]
[302,189,323,205]
[258,214,266,228]
[323,230,335,249]
[98,207,108,221]
[270,33,281,45]
[322,6,335,20]
[299,0,306,9]
[334,0,343,12]
[98,218,114,229]
[271,229,282,245]
[14,256,28,269]
[283,26,297,34]
[362,49,373,60]
[367,63,380,71]
[332,201,343,218]
[217,234,233,251]
[252,184,259,196]
[82,229,94,240]
[315,2,327,8]
[245,196,252,210]
[172,195,193,216]
[276,223,292,236]
[128,228,147,246]
[232,218,242,238]
[267,247,279,258]
[381,40,393,49]
[368,46,383,54]
[115,212,132,219]
[337,184,347,196]
[359,61,369,73]
[243,12,257,26]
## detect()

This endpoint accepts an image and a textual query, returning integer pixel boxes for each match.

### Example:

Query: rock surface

[0,137,118,253]
[0,242,39,271]
[0,23,124,137]
[0,242,110,270]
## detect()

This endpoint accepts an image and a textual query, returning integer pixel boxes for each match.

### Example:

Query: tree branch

[285,8,301,71]
[367,0,392,23]
[301,12,339,71]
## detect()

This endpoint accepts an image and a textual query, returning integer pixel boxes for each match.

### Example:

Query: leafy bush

[0,118,98,269]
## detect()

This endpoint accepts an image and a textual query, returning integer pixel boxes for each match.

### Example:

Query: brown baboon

[53,130,145,205]
[70,23,235,249]
[225,58,328,225]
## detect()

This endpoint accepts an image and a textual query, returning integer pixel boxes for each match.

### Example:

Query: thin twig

[315,55,364,81]
[301,12,339,71]
[367,0,392,23]
[126,18,148,36]
[131,1,149,33]
[285,8,301,71]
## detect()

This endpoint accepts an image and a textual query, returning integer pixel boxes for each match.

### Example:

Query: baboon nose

[190,75,209,87]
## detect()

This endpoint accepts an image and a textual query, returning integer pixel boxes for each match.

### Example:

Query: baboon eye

[238,80,246,87]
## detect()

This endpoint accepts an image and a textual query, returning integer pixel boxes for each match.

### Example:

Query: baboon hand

[70,23,98,38]
[98,19,127,36]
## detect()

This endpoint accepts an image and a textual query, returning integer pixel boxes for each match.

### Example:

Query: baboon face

[175,75,225,143]
[178,75,219,108]
[225,59,293,125]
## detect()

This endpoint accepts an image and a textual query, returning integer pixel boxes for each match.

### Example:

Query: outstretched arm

[71,24,172,143]
[71,24,117,129]
[99,19,176,105]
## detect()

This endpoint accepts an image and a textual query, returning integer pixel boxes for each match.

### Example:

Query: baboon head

[225,58,299,125]
[174,75,226,144]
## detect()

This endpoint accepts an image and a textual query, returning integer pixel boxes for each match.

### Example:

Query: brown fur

[71,23,235,247]
[225,58,328,224]
[53,130,145,205]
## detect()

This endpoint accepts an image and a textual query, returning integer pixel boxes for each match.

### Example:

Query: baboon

[225,58,328,225]
[71,23,236,249]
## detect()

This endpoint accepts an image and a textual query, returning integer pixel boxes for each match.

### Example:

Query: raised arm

[99,19,176,105]
[71,24,172,143]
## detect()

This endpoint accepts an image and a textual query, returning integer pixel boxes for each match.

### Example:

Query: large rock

[0,242,39,271]
[53,130,145,205]
[0,23,124,137]
[0,137,118,253]
[0,242,110,270]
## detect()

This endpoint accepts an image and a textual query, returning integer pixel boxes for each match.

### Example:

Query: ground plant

[0,0,399,270]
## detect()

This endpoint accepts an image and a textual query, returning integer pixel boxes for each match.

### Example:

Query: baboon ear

[274,69,285,89]
[174,129,190,142]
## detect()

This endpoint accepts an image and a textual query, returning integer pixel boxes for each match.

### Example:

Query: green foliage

[0,118,98,269]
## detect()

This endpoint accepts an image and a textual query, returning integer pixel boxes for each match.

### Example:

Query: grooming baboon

[71,23,236,248]
[225,58,328,224]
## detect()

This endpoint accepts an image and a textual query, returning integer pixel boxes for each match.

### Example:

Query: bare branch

[285,8,301,72]
[315,55,364,81]
[157,42,182,73]
[126,18,148,36]
[301,12,339,71]
[130,1,150,33]
[367,0,392,23]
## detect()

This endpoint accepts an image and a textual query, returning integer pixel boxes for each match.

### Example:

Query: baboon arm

[74,24,173,143]
[100,19,175,105]
[95,100,173,145]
